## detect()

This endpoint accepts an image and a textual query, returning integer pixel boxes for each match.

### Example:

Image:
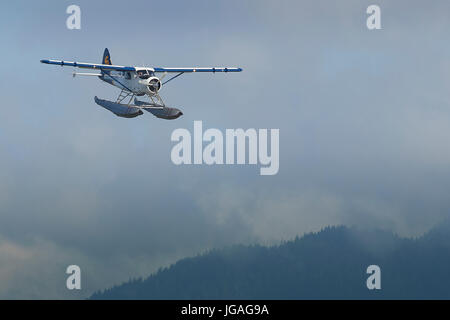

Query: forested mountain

[91,223,450,299]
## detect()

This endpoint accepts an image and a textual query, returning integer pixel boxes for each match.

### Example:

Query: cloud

[1,0,450,298]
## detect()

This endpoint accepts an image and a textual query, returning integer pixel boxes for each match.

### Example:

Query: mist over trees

[91,222,450,299]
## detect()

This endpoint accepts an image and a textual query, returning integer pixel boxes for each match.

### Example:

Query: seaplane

[40,48,242,119]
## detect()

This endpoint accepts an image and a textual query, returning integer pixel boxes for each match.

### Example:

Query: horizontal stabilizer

[94,96,143,118]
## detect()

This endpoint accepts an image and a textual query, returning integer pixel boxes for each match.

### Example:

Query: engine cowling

[147,77,162,94]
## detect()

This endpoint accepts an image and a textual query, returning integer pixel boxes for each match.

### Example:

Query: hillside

[91,224,450,299]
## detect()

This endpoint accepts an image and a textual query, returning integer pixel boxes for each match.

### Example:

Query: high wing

[153,67,242,73]
[41,60,242,73]
[40,59,136,72]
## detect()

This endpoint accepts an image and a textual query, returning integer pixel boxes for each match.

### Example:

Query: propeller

[147,77,161,93]
[159,72,168,81]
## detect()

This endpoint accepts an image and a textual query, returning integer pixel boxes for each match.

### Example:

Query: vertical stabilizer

[101,48,111,74]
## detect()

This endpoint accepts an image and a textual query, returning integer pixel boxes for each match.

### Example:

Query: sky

[1,0,450,299]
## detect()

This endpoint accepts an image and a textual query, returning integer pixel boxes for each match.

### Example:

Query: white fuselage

[100,68,160,96]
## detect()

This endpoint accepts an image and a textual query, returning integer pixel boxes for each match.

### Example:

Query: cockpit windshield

[137,70,150,79]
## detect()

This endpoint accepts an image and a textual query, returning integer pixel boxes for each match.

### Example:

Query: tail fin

[102,48,112,65]
[101,48,111,75]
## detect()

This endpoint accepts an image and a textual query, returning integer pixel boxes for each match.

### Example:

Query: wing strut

[162,72,184,85]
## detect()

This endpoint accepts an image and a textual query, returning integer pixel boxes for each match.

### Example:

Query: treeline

[91,222,450,299]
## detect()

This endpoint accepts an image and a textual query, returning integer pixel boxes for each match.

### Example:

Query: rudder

[102,48,112,65]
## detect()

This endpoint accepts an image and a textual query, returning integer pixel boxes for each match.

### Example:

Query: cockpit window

[137,70,150,79]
